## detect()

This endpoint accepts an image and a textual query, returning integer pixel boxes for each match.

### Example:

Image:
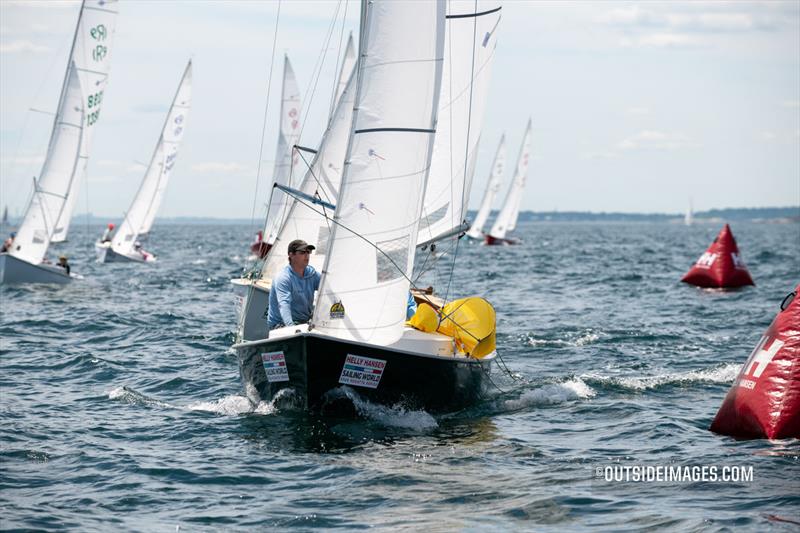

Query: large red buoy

[710,285,800,439]
[681,224,754,288]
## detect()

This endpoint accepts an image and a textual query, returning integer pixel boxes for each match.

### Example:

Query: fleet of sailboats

[0,0,118,284]
[96,60,192,264]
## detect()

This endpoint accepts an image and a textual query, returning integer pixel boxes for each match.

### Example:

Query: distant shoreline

[2,206,797,226]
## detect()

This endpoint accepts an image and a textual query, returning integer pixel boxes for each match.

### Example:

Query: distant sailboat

[1,206,8,227]
[485,118,532,245]
[96,60,192,264]
[250,54,304,259]
[466,135,506,240]
[684,199,694,226]
[0,0,118,284]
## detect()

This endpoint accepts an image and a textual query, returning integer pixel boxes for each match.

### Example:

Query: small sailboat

[249,54,304,260]
[0,0,118,284]
[96,61,192,264]
[234,0,501,413]
[485,118,532,245]
[466,135,506,240]
[684,199,694,226]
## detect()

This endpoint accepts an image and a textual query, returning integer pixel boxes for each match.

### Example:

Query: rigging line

[328,0,350,120]
[295,146,334,206]
[296,0,344,145]
[249,0,283,242]
[444,0,479,305]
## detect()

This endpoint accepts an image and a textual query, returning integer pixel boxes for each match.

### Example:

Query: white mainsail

[488,118,532,240]
[417,0,501,247]
[310,0,446,345]
[11,0,118,261]
[466,134,506,239]
[50,0,119,243]
[111,61,192,254]
[259,68,356,284]
[263,55,302,244]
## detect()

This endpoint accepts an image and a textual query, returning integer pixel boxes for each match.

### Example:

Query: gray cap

[288,239,315,253]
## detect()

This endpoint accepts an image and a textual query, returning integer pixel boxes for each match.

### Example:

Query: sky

[1,0,798,221]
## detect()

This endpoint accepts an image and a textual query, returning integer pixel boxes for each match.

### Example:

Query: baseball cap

[288,239,315,253]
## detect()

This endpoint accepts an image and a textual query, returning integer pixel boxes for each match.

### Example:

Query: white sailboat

[485,118,532,245]
[250,54,303,259]
[465,134,506,240]
[684,199,694,226]
[96,60,192,264]
[235,0,500,413]
[0,0,118,284]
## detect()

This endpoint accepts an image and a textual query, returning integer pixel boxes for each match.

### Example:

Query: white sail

[260,68,356,284]
[466,133,506,239]
[684,199,694,226]
[111,61,192,253]
[50,0,119,242]
[11,66,84,265]
[263,55,302,244]
[488,118,532,240]
[310,0,446,345]
[417,0,501,247]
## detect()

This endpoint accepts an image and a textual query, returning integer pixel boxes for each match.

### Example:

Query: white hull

[95,242,155,264]
[0,254,72,284]
[231,277,272,342]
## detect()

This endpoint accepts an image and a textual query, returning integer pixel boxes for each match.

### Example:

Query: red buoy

[681,224,754,288]
[710,285,800,439]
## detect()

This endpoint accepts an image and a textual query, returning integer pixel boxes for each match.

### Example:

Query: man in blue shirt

[267,239,322,330]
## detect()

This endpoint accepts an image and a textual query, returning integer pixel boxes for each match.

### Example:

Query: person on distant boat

[100,223,115,243]
[57,255,70,275]
[267,239,321,330]
[1,232,15,253]
[406,292,418,320]
[133,241,152,261]
[251,230,270,259]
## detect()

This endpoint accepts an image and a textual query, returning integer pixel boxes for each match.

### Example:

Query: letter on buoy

[710,285,800,439]
[681,224,754,288]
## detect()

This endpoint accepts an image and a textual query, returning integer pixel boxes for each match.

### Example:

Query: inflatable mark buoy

[710,285,800,439]
[681,224,754,288]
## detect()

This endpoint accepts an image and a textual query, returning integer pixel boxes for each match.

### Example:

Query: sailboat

[684,199,694,226]
[465,135,506,240]
[249,54,304,260]
[95,61,192,263]
[0,0,118,284]
[485,118,532,245]
[234,0,501,413]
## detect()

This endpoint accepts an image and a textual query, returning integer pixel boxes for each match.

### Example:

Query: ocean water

[1,221,799,531]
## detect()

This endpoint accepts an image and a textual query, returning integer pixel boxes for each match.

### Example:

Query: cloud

[191,162,250,174]
[782,100,800,109]
[1,155,44,166]
[96,159,122,168]
[581,151,620,160]
[626,106,651,116]
[0,40,50,53]
[620,33,703,49]
[758,131,778,142]
[617,130,700,151]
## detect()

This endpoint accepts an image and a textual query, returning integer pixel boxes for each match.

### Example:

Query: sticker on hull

[261,351,289,383]
[339,354,386,389]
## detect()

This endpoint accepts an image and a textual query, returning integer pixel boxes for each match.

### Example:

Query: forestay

[417,0,502,247]
[310,0,446,345]
[51,0,119,243]
[489,118,532,240]
[112,61,192,252]
[466,134,506,239]
[12,0,118,262]
[263,55,302,244]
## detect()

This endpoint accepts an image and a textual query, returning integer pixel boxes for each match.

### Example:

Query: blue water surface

[1,221,799,531]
